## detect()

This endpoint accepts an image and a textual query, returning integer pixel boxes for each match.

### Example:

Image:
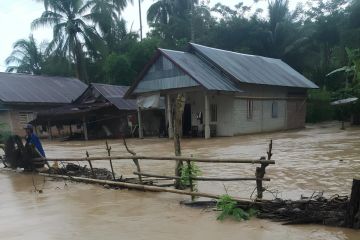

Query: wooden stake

[256,140,273,199]
[267,139,273,160]
[105,141,116,180]
[174,93,185,189]
[86,151,95,178]
[123,137,142,183]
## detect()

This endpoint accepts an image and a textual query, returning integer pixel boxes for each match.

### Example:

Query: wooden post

[123,137,142,183]
[137,107,144,139]
[256,141,272,199]
[204,93,210,139]
[105,141,116,180]
[267,139,273,161]
[166,95,174,139]
[345,178,360,229]
[174,93,185,189]
[83,115,88,141]
[69,124,73,136]
[86,151,95,178]
[187,160,195,201]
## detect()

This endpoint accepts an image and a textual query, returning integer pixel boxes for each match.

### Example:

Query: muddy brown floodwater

[1,122,359,239]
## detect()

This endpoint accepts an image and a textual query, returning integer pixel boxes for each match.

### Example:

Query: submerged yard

[1,122,359,239]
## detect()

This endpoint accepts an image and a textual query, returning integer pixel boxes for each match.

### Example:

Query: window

[18,112,35,125]
[247,100,253,119]
[210,104,217,122]
[272,101,278,118]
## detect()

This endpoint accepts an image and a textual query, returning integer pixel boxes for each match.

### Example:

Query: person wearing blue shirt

[24,124,46,157]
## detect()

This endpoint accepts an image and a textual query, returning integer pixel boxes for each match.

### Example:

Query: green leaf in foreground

[216,194,257,221]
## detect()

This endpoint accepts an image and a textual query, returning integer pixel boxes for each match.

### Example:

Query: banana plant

[327,48,360,88]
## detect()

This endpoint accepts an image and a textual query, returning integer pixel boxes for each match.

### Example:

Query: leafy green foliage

[180,162,201,190]
[103,53,135,85]
[216,195,257,221]
[307,89,334,123]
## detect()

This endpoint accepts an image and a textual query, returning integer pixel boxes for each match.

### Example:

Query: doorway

[182,104,192,136]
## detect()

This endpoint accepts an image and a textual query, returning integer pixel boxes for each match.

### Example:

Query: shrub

[216,195,257,221]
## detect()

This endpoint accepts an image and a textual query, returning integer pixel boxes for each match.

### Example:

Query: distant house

[0,72,87,136]
[33,83,164,140]
[125,43,318,139]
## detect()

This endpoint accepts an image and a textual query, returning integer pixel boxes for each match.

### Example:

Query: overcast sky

[0,0,301,72]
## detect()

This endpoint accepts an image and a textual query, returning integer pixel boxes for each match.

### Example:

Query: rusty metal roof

[0,72,87,104]
[91,83,137,110]
[159,49,242,92]
[189,43,318,89]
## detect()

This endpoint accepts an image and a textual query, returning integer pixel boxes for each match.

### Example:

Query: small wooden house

[33,83,164,140]
[126,43,318,139]
[0,72,87,136]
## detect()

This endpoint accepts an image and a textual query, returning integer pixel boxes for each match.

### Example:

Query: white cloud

[0,0,301,72]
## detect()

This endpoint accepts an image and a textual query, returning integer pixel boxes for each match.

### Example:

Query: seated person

[24,124,45,157]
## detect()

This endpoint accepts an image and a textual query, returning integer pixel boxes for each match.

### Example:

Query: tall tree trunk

[190,1,195,42]
[138,0,143,41]
[74,38,88,83]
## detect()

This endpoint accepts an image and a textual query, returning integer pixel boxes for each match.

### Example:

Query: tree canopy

[5,0,360,122]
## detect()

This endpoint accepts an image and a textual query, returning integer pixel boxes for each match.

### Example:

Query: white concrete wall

[211,94,234,136]
[232,84,288,135]
[169,84,296,137]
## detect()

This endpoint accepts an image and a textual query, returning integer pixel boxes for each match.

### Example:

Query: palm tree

[84,0,134,50]
[268,0,289,33]
[147,0,174,25]
[5,35,43,75]
[32,0,104,82]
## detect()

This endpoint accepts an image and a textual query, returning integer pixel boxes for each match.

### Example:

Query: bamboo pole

[133,172,271,181]
[36,156,275,164]
[39,173,256,205]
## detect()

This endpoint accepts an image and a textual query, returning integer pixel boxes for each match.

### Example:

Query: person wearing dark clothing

[24,124,46,157]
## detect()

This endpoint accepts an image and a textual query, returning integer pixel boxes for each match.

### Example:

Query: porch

[137,89,235,139]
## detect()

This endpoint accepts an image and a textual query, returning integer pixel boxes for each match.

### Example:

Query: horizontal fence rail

[35,156,275,164]
[133,171,271,182]
[30,139,275,200]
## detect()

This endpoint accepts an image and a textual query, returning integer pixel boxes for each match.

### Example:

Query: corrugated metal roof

[190,43,318,89]
[159,49,242,92]
[92,83,137,110]
[0,72,87,104]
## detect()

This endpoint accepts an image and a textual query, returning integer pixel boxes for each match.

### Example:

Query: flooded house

[0,72,87,136]
[125,43,318,139]
[33,83,164,140]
